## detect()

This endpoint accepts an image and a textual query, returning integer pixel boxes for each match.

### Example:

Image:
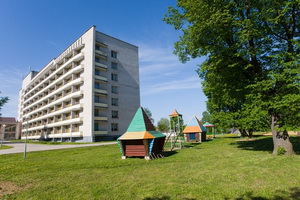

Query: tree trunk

[271,115,294,155]
[239,129,248,137]
[248,129,253,138]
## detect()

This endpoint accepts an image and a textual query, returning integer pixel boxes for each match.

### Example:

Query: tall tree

[164,0,300,155]
[157,118,170,132]
[201,111,211,123]
[0,92,9,116]
[144,107,154,124]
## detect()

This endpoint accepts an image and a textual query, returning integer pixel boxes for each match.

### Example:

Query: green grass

[0,145,12,150]
[1,136,300,199]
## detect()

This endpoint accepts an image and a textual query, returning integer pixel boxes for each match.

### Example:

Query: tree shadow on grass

[231,136,300,155]
[290,137,300,154]
[162,151,178,158]
[143,196,196,200]
[224,187,300,200]
[183,142,201,148]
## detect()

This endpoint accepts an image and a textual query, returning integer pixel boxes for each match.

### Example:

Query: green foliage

[164,0,300,140]
[170,116,184,133]
[201,111,211,123]
[277,146,286,155]
[0,138,300,199]
[144,107,154,124]
[157,118,170,132]
[0,91,9,116]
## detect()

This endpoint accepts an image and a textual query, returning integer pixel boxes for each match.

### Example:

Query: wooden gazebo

[118,107,166,160]
[203,122,215,138]
[183,116,207,142]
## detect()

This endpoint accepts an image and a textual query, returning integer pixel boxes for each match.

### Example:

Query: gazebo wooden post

[143,139,150,160]
[120,140,126,159]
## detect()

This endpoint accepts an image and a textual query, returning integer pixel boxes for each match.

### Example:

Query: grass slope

[0,136,299,199]
[0,145,12,150]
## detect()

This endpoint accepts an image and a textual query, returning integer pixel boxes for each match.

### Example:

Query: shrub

[277,146,286,155]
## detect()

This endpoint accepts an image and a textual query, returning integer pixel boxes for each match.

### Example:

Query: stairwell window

[111,73,118,82]
[112,98,118,106]
[112,110,118,118]
[111,123,118,131]
[111,62,118,69]
[111,51,117,58]
[112,86,118,94]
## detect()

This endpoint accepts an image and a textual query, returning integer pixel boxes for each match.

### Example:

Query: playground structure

[203,122,215,138]
[118,107,166,160]
[164,109,184,151]
[183,116,207,142]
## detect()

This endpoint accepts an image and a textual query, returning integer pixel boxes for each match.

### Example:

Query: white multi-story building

[18,26,140,142]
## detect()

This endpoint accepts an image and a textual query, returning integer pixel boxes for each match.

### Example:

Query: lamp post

[0,124,6,148]
[24,116,29,159]
[43,125,47,140]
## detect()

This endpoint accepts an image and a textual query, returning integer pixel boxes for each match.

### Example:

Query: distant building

[18,26,140,142]
[0,117,21,140]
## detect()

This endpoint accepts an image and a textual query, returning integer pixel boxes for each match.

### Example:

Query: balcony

[94,131,108,135]
[94,102,108,108]
[94,88,107,95]
[95,62,107,70]
[94,116,108,121]
[24,65,84,106]
[95,75,107,82]
[24,52,84,100]
[24,79,83,113]
[95,49,107,57]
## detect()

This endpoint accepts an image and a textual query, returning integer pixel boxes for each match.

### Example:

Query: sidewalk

[0,142,117,155]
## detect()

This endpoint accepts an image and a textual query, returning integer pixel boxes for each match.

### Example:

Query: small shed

[183,116,207,142]
[118,107,166,160]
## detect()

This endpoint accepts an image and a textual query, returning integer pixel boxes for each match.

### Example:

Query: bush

[277,146,286,155]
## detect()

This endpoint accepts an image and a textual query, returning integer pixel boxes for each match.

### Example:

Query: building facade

[0,117,21,140]
[18,26,140,142]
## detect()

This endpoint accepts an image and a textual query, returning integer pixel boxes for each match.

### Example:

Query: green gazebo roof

[203,122,215,127]
[118,107,166,140]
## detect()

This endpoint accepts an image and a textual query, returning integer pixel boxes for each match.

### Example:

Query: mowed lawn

[0,136,300,200]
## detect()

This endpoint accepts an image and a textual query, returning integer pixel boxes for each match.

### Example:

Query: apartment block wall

[94,32,140,139]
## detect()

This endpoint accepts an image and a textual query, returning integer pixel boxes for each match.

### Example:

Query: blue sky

[0,0,207,125]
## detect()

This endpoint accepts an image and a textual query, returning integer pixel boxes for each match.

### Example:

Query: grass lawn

[0,136,300,199]
[0,145,13,150]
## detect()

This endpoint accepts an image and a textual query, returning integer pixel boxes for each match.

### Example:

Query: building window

[111,123,118,131]
[95,45,100,50]
[111,74,118,81]
[95,69,100,76]
[111,62,118,69]
[111,51,117,58]
[112,86,118,94]
[94,109,99,117]
[112,98,118,106]
[112,110,118,118]
[94,123,99,131]
[95,95,100,103]
[95,57,100,63]
[95,82,100,89]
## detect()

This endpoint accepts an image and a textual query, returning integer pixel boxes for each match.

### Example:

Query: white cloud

[142,76,201,95]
